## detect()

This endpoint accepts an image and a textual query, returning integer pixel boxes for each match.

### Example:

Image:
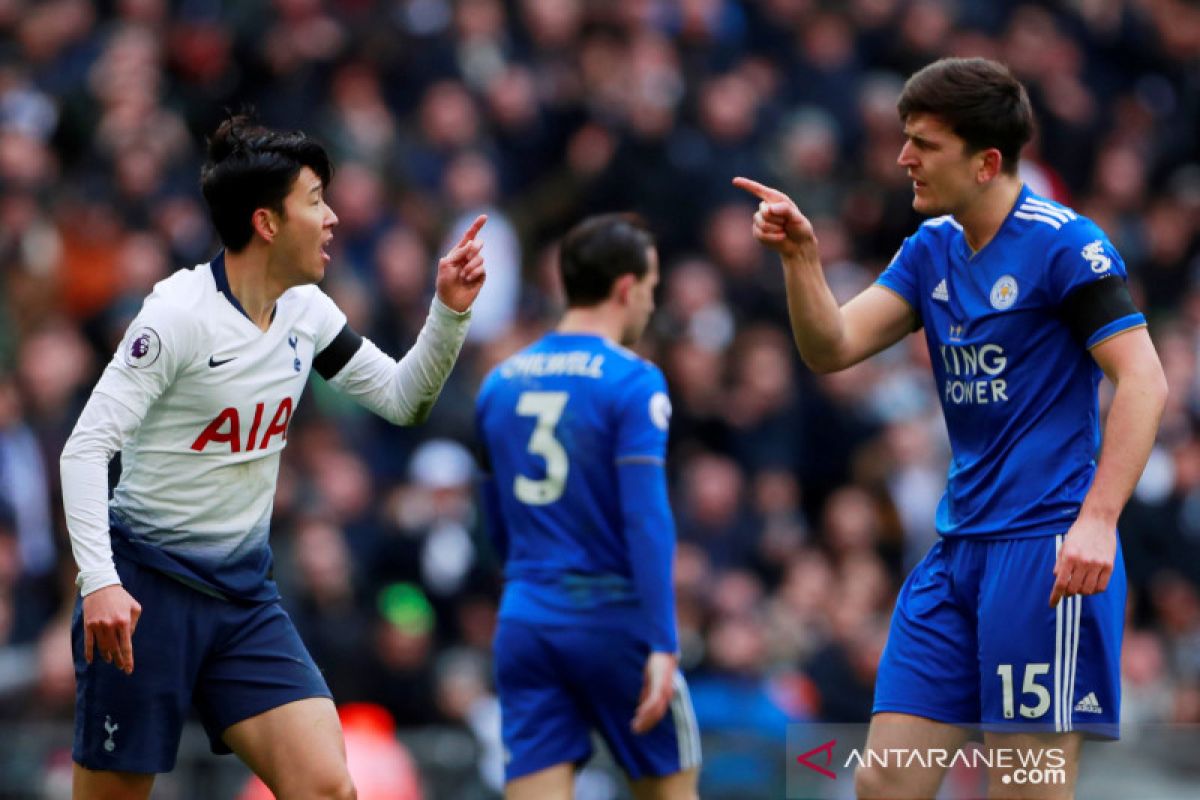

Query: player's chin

[911,194,942,217]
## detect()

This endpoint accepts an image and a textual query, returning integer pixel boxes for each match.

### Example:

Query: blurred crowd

[1,0,1199,794]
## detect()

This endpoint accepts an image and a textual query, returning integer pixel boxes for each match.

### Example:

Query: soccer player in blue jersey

[60,116,486,799]
[737,57,1167,798]
[475,214,700,800]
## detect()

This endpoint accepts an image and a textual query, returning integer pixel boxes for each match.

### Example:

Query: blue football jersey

[475,332,674,633]
[876,186,1146,538]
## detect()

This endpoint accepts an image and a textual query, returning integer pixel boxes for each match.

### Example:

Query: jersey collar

[955,182,1030,263]
[210,250,276,324]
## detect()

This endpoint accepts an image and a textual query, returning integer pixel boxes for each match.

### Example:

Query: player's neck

[557,305,624,344]
[224,247,288,331]
[956,177,1024,255]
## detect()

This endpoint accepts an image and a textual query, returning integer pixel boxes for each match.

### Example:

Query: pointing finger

[455,214,488,248]
[444,239,483,266]
[732,176,784,203]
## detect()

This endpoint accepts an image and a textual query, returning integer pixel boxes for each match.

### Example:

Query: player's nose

[897,141,917,167]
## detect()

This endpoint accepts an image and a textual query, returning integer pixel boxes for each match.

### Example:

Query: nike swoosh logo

[208,356,237,368]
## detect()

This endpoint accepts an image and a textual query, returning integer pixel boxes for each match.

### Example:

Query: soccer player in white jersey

[59,115,486,799]
[737,58,1166,798]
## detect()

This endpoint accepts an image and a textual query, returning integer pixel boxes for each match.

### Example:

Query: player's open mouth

[320,238,332,262]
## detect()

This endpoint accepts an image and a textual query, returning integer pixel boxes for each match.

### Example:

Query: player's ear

[613,273,636,305]
[251,207,278,243]
[976,148,1003,184]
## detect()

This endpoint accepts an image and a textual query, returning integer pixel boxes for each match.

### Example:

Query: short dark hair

[200,114,333,251]
[897,58,1034,175]
[559,214,655,307]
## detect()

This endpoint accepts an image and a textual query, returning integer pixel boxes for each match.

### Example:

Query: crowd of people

[1,0,1199,796]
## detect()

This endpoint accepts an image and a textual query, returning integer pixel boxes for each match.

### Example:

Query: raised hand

[732,177,819,261]
[436,214,488,313]
[631,651,677,734]
[82,584,142,675]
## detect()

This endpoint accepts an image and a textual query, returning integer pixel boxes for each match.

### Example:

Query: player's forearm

[332,297,471,424]
[779,252,848,373]
[1079,362,1168,526]
[60,392,137,595]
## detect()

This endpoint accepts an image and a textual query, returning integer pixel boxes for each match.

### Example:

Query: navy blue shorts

[494,619,702,782]
[874,534,1124,738]
[72,553,330,773]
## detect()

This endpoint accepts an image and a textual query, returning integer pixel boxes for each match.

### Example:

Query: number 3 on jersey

[514,391,569,505]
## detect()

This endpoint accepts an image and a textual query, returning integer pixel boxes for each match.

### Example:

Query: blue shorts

[494,619,702,782]
[874,534,1124,739]
[72,553,330,773]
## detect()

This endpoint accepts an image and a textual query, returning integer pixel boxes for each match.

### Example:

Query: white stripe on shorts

[1068,594,1082,731]
[670,671,702,770]
[1052,532,1083,733]
[1054,535,1064,731]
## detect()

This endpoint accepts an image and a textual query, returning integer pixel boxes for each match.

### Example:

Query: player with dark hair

[475,214,700,800]
[737,57,1166,798]
[60,114,487,799]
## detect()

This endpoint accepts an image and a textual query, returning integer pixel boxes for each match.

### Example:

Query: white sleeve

[93,295,195,420]
[60,392,143,596]
[61,297,193,596]
[328,297,471,425]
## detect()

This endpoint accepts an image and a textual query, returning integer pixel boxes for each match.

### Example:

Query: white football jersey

[63,253,470,599]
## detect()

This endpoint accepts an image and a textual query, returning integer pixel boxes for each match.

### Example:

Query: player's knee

[301,769,355,800]
[324,774,356,800]
[854,763,891,800]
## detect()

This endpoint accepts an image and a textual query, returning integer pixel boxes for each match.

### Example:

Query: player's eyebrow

[903,130,938,149]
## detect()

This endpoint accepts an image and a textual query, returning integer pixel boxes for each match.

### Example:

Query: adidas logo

[932,279,949,302]
[1074,692,1102,714]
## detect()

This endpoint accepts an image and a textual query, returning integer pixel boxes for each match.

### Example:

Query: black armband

[1059,276,1140,346]
[313,323,364,379]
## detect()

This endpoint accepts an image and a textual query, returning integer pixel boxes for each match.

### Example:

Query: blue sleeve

[617,461,678,653]
[1049,222,1146,348]
[614,366,677,652]
[615,367,671,460]
[1049,222,1129,300]
[874,233,923,323]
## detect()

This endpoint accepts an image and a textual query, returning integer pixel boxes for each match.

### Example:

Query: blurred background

[0,0,1198,798]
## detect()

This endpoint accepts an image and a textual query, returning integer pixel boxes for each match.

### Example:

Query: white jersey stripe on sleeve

[1014,211,1063,230]
[1023,197,1077,220]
